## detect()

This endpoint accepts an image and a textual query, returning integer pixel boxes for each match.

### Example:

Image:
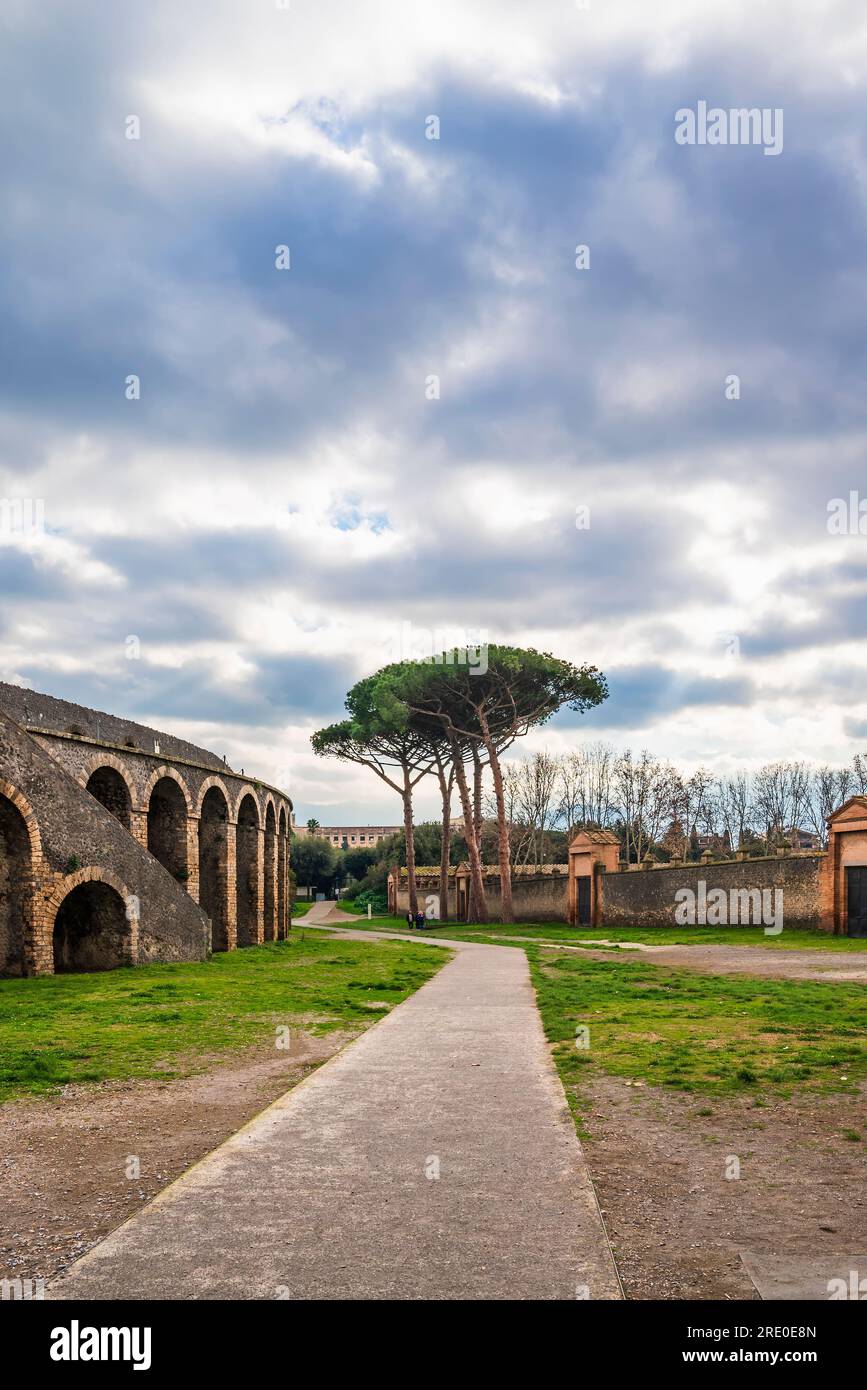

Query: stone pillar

[277,834,287,939]
[254,827,265,944]
[29,860,55,977]
[185,814,200,904]
[225,822,238,950]
[130,808,148,851]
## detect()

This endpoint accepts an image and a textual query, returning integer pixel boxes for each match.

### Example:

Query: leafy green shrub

[353,888,388,915]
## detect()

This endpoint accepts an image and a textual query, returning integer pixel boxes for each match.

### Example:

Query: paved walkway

[308,908,867,985]
[49,906,620,1301]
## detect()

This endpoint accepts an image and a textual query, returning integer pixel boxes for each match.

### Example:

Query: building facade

[296,823,402,848]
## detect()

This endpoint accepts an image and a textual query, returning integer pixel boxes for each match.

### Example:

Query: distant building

[295,823,402,848]
[786,827,823,851]
[696,833,731,852]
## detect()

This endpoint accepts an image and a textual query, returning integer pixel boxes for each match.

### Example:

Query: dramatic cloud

[2,0,867,820]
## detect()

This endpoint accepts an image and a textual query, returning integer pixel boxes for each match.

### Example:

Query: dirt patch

[579,1074,867,1299]
[570,943,867,983]
[0,1030,355,1285]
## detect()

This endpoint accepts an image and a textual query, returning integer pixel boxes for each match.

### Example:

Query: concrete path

[49,909,621,1301]
[309,908,867,985]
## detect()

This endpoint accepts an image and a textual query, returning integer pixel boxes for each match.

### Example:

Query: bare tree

[613,749,676,863]
[714,771,753,851]
[556,742,615,837]
[805,765,852,846]
[512,751,560,869]
[753,761,811,845]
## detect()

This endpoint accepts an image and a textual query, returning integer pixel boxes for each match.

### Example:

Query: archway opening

[236,794,260,947]
[53,881,131,974]
[147,777,188,882]
[0,794,31,977]
[199,787,230,952]
[264,803,277,942]
[86,766,132,830]
[277,808,287,940]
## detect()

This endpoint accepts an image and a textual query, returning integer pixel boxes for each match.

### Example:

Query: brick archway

[146,772,191,883]
[141,765,193,815]
[199,782,231,951]
[231,784,262,824]
[0,780,40,977]
[48,866,138,973]
[82,756,135,831]
[235,792,261,947]
[79,752,137,803]
[195,775,232,817]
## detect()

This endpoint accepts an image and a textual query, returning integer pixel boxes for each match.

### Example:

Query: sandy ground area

[580,1074,867,1300]
[570,940,867,983]
[0,1031,353,1285]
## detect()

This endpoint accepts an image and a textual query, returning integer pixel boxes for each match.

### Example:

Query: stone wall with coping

[598,853,825,929]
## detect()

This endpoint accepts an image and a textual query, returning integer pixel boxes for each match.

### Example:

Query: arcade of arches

[0,761,291,977]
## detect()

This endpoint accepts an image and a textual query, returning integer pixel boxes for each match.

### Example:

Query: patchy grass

[528,949,867,1123]
[0,935,446,1103]
[290,900,314,917]
[344,917,867,951]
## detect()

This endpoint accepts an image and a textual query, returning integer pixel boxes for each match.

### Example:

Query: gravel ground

[579,1074,867,1299]
[0,1031,352,1286]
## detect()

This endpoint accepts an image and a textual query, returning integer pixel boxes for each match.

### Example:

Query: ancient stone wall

[0,685,293,976]
[599,854,824,929]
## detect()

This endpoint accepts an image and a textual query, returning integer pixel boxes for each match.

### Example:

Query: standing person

[405,910,414,931]
[415,908,426,931]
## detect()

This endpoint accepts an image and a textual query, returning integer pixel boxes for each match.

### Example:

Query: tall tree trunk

[479,714,513,923]
[403,784,419,917]
[470,746,485,920]
[452,744,488,922]
[436,763,452,923]
[472,745,484,842]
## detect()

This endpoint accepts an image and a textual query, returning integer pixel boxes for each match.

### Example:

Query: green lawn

[528,948,867,1133]
[290,900,314,917]
[337,916,867,951]
[0,934,446,1103]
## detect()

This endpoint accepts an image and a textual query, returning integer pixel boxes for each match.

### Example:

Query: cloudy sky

[2,0,867,823]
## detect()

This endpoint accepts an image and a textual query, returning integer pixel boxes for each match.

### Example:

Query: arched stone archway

[86,765,132,830]
[277,807,287,940]
[147,776,189,882]
[0,793,31,977]
[199,785,230,952]
[264,802,277,942]
[235,793,260,947]
[52,880,132,973]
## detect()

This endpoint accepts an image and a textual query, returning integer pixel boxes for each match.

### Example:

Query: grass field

[0,933,446,1103]
[338,916,867,950]
[528,948,867,1130]
[290,900,314,917]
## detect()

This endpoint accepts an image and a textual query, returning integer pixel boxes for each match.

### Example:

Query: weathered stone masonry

[388,809,867,936]
[0,684,292,976]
